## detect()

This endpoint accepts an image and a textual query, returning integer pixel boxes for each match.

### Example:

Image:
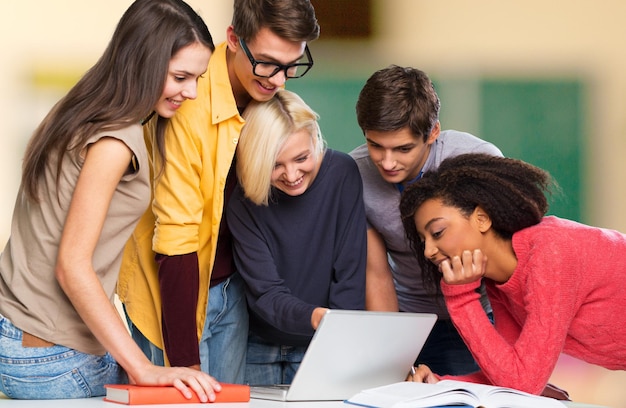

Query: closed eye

[431,228,444,239]
[295,154,309,163]
[396,146,414,153]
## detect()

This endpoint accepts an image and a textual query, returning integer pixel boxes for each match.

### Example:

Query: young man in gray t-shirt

[350,65,502,375]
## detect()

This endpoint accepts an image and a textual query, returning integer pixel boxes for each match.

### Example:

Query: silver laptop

[250,309,437,401]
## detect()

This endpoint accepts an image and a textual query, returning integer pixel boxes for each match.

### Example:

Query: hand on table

[129,363,222,402]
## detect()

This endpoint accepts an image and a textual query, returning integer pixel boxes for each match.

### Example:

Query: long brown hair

[21,0,214,200]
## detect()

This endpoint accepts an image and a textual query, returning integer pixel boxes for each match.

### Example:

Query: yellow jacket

[117,42,244,350]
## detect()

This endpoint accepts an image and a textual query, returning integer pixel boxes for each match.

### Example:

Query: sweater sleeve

[227,192,317,336]
[157,252,200,367]
[441,235,581,395]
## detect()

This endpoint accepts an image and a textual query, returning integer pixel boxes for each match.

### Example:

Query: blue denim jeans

[415,313,494,376]
[199,273,248,383]
[126,273,248,383]
[124,306,165,367]
[0,314,126,399]
[244,332,307,385]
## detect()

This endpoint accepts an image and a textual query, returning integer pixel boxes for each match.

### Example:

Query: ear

[426,121,441,145]
[226,25,239,52]
[473,206,492,233]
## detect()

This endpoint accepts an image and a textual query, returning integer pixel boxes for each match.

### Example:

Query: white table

[0,394,608,408]
[0,396,347,407]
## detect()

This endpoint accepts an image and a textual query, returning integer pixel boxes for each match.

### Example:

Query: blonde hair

[237,89,325,206]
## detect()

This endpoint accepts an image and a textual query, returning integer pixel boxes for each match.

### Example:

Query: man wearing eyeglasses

[118,0,319,385]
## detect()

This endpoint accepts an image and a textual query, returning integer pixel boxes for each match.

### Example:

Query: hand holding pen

[407,364,439,383]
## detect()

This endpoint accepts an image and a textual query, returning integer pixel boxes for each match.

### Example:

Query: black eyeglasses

[239,37,313,79]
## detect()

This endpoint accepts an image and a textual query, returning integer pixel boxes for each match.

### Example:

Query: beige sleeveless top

[0,124,150,355]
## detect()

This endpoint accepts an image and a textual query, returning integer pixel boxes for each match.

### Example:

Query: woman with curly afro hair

[400,153,626,398]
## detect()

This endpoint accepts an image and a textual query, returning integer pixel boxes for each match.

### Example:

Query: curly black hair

[399,153,554,294]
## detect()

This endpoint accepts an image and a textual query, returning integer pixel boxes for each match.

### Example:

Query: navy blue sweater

[227,149,367,346]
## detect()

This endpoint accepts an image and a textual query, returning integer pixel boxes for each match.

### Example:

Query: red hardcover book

[104,383,250,405]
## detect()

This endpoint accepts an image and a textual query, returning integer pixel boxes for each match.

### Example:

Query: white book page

[346,381,566,408]
[437,380,566,408]
[346,381,478,408]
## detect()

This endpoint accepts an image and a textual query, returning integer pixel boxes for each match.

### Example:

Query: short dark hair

[231,0,320,42]
[356,65,440,142]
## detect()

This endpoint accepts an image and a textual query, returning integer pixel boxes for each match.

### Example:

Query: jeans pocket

[1,369,91,399]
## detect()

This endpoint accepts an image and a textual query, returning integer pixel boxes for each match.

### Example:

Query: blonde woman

[227,89,367,385]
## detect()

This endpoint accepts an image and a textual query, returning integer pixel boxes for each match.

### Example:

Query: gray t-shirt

[0,124,149,355]
[350,129,502,317]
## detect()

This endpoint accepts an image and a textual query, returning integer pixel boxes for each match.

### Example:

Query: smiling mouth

[381,167,402,177]
[284,177,303,187]
[258,81,276,91]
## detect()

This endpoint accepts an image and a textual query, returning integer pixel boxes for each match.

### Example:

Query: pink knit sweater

[441,216,626,394]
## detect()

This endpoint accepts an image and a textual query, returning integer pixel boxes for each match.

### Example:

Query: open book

[344,380,566,408]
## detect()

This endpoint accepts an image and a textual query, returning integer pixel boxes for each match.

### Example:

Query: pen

[410,366,416,376]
